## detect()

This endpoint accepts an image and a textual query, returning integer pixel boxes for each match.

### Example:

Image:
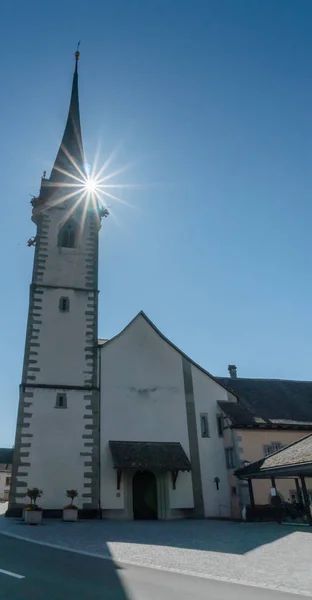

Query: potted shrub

[24,488,43,525]
[63,489,79,522]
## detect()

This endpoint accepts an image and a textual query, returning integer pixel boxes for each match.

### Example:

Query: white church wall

[191,365,232,517]
[18,388,88,508]
[41,208,91,290]
[100,314,194,513]
[169,469,194,509]
[33,288,88,386]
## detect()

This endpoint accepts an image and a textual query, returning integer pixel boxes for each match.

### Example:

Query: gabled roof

[0,448,13,465]
[236,433,312,479]
[217,377,312,430]
[99,311,237,398]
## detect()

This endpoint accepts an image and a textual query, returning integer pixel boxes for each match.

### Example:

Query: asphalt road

[0,534,306,600]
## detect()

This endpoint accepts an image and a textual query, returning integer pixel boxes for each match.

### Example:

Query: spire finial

[75,41,80,72]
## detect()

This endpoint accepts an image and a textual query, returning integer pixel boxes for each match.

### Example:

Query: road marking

[0,568,25,579]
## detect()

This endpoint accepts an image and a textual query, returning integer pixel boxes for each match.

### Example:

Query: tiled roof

[109,441,191,471]
[0,448,13,465]
[236,434,312,478]
[217,378,312,429]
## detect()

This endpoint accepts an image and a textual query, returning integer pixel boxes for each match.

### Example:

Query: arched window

[58,220,77,248]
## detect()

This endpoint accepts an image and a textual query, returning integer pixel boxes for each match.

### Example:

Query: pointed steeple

[49,48,85,183]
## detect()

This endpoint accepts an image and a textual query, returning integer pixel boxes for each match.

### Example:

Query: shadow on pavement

[0,533,130,600]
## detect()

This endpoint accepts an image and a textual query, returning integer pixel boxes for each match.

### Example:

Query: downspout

[98,343,102,519]
[231,426,244,512]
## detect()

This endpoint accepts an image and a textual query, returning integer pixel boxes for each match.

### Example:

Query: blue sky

[1,0,312,446]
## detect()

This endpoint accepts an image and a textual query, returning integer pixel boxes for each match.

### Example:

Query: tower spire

[49,47,84,183]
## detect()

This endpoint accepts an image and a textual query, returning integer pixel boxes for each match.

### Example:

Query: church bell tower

[9,51,106,515]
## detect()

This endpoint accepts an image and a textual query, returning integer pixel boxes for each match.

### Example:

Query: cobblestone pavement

[1,509,312,596]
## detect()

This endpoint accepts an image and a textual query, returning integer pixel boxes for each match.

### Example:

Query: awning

[235,433,312,480]
[109,441,191,472]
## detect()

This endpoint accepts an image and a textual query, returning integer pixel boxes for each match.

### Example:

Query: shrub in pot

[24,488,43,525]
[63,489,79,522]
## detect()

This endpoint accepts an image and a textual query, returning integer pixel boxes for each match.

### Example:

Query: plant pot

[24,510,42,525]
[62,508,78,522]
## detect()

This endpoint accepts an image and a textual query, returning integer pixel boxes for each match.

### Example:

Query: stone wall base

[6,508,100,519]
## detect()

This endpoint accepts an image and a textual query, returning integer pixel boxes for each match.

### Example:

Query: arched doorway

[132,471,158,520]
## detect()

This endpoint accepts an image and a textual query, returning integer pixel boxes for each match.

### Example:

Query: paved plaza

[0,505,312,596]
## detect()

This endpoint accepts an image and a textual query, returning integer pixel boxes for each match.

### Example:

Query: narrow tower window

[58,220,77,248]
[200,414,209,438]
[217,414,224,437]
[59,297,70,313]
[55,393,67,409]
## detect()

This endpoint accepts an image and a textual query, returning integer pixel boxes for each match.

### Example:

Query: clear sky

[1,0,312,446]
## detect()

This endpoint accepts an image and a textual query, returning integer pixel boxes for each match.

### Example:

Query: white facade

[10,198,101,512]
[99,312,235,519]
[192,364,233,517]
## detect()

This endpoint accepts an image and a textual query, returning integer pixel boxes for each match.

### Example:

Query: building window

[264,442,282,457]
[58,220,77,248]
[59,297,70,312]
[55,393,67,409]
[5,477,11,487]
[225,447,236,469]
[200,414,210,438]
[217,414,224,437]
[231,485,237,496]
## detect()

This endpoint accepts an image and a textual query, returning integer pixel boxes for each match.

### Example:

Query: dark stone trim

[9,386,28,511]
[6,508,100,519]
[182,357,205,518]
[81,227,100,512]
[30,283,99,293]
[20,383,99,391]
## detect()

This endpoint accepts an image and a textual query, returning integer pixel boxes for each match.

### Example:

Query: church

[9,52,238,520]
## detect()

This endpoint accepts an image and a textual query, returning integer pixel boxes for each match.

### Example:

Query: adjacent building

[0,449,13,502]
[217,367,312,516]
